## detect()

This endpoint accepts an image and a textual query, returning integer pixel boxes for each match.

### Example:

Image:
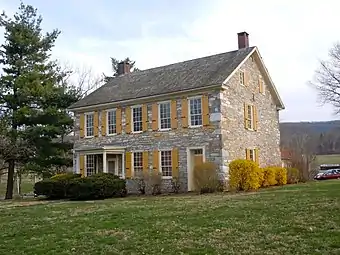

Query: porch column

[103,151,107,173]
[122,152,125,178]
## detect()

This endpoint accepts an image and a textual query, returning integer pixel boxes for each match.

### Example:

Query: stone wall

[221,54,282,174]
[73,90,223,192]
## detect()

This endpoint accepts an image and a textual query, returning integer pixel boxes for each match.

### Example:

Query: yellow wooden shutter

[258,76,263,93]
[101,110,107,136]
[255,148,259,165]
[181,98,188,128]
[125,152,132,178]
[125,107,131,133]
[244,103,248,129]
[116,108,122,134]
[153,150,159,174]
[253,106,258,131]
[79,113,85,138]
[171,100,178,129]
[172,148,179,178]
[202,95,210,126]
[94,111,99,137]
[245,149,250,160]
[79,155,85,177]
[142,104,148,131]
[152,103,158,131]
[244,72,248,86]
[142,151,149,175]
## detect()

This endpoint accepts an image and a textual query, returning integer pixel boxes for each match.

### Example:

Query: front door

[107,159,117,175]
[188,148,204,191]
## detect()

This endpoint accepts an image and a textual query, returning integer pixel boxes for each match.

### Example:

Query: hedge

[229,159,263,191]
[193,162,223,193]
[34,173,126,200]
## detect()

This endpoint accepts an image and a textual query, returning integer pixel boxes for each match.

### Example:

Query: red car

[314,169,340,180]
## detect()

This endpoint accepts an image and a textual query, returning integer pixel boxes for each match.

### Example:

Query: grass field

[1,181,340,255]
[316,154,340,165]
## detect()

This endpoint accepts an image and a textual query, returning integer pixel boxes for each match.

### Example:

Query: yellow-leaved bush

[261,167,277,187]
[273,167,287,185]
[229,159,263,191]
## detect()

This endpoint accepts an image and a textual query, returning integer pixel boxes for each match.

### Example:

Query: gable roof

[69,46,256,110]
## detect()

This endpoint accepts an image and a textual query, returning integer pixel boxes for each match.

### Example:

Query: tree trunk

[5,160,15,199]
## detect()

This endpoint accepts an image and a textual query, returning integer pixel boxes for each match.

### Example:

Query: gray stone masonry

[220,55,282,175]
[74,90,223,193]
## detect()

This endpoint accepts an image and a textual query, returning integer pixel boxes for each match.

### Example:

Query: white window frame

[259,75,265,95]
[159,149,173,179]
[247,148,256,162]
[239,71,245,86]
[246,104,255,130]
[131,105,143,133]
[132,151,143,176]
[107,109,117,135]
[84,112,94,138]
[188,96,203,128]
[85,154,96,176]
[158,101,171,131]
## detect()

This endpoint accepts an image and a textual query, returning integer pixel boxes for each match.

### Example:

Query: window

[189,97,202,127]
[159,102,171,130]
[259,75,265,94]
[86,154,95,176]
[107,110,116,135]
[85,113,94,137]
[133,152,143,175]
[132,106,143,132]
[246,104,255,130]
[249,149,255,161]
[239,71,245,85]
[160,150,172,177]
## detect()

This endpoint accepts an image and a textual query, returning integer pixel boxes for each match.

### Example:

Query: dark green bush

[67,173,126,200]
[34,179,66,199]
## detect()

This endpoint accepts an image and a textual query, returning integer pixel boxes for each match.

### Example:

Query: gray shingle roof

[69,46,255,110]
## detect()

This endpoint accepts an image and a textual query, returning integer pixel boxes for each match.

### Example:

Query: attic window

[239,71,245,86]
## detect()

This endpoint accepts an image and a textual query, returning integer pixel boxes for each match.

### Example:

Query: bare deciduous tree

[310,42,340,114]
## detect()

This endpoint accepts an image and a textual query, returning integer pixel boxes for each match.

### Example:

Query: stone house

[68,32,285,192]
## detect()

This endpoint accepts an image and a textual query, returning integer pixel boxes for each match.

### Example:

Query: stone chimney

[117,61,131,75]
[237,31,249,49]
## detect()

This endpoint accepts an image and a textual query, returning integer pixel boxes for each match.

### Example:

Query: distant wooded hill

[280,120,340,155]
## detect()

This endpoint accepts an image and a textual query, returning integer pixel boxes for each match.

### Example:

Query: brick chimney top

[117,61,131,75]
[237,31,249,49]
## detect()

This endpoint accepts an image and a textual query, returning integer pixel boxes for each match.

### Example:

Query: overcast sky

[1,0,340,122]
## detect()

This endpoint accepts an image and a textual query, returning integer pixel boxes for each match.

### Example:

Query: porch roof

[74,145,126,153]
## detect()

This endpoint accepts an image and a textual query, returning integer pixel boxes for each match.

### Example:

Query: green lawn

[316,154,340,165]
[1,181,340,255]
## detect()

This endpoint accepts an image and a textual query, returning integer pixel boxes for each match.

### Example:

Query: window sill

[107,133,117,136]
[162,176,172,180]
[84,136,94,139]
[189,125,203,129]
[132,131,143,134]
[158,128,171,132]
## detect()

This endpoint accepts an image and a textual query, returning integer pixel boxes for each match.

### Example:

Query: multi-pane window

[132,106,143,132]
[85,113,94,137]
[189,97,202,127]
[159,102,171,130]
[246,105,254,129]
[160,150,172,177]
[107,110,116,135]
[249,149,255,161]
[86,154,95,176]
[133,152,143,175]
[239,71,245,85]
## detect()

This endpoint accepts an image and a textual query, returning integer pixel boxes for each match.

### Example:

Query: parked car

[314,169,340,180]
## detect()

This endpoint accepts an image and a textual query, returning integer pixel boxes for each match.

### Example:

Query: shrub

[274,167,287,185]
[171,177,181,194]
[193,162,221,193]
[149,172,162,195]
[261,167,278,187]
[287,167,299,184]
[67,173,126,200]
[229,159,263,191]
[34,179,67,199]
[132,171,148,195]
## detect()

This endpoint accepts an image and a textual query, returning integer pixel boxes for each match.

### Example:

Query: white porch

[74,146,126,178]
